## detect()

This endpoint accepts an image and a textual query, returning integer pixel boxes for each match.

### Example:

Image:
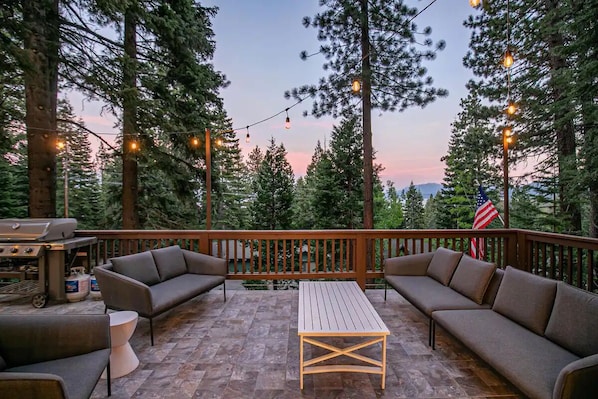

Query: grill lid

[0,218,77,242]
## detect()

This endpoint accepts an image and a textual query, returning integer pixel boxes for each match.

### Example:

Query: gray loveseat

[0,314,111,399]
[94,245,226,345]
[384,247,598,399]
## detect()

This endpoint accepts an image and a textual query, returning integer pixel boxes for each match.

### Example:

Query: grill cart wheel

[31,294,47,308]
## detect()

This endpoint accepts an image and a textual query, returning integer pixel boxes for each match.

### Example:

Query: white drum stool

[102,311,139,379]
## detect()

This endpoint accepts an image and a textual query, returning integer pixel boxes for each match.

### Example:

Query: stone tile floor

[0,287,524,398]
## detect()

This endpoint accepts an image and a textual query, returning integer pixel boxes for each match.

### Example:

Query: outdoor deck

[0,287,524,399]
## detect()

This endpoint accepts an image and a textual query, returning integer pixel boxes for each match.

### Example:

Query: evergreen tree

[250,138,294,230]
[286,0,447,230]
[423,194,437,229]
[56,100,102,229]
[435,94,501,229]
[464,0,582,234]
[374,181,404,229]
[312,117,364,229]
[402,182,424,229]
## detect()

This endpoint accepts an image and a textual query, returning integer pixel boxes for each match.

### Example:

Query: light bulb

[130,141,139,151]
[215,138,223,147]
[503,48,514,68]
[285,116,291,130]
[191,137,200,147]
[469,0,481,7]
[506,102,517,116]
[245,127,250,143]
[56,140,65,150]
[351,78,361,93]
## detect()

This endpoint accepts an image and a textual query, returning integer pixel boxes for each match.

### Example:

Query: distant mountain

[399,183,442,198]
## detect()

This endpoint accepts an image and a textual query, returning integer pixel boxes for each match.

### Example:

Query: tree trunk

[122,8,139,229]
[360,0,373,230]
[546,0,581,234]
[23,0,59,218]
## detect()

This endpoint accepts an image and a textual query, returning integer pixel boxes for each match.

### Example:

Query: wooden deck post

[356,235,367,290]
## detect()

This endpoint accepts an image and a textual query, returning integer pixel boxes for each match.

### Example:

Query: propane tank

[65,267,90,302]
[89,274,102,300]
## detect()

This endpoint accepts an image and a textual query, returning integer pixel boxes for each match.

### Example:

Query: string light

[351,77,361,93]
[469,0,481,7]
[245,126,250,143]
[506,101,517,116]
[56,140,66,150]
[284,109,291,130]
[130,140,139,151]
[502,48,514,68]
[191,137,200,147]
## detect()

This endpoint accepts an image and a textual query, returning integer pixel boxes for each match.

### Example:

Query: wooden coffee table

[298,281,390,389]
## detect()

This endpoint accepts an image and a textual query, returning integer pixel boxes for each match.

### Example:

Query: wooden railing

[76,229,598,292]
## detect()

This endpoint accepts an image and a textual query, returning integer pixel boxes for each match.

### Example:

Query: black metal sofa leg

[384,281,387,301]
[150,318,154,346]
[107,361,111,396]
[223,282,226,302]
[430,319,436,350]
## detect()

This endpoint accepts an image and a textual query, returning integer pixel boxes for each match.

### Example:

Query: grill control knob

[10,247,19,254]
[25,247,34,254]
[0,248,4,253]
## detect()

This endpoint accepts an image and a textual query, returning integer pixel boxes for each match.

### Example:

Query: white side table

[102,310,139,379]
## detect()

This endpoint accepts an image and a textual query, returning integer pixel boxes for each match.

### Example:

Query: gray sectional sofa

[0,314,111,399]
[384,247,598,399]
[94,245,227,345]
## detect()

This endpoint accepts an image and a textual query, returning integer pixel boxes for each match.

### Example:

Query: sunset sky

[72,0,478,188]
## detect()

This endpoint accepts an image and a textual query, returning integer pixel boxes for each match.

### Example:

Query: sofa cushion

[426,247,463,286]
[385,275,489,316]
[544,283,598,357]
[449,256,496,304]
[150,274,225,314]
[433,309,579,399]
[492,266,557,335]
[6,349,111,399]
[111,251,161,286]
[151,245,188,281]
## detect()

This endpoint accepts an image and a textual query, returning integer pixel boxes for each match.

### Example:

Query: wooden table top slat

[298,281,389,335]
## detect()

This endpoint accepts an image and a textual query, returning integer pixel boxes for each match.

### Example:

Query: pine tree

[374,181,404,229]
[402,182,424,229]
[250,138,294,230]
[286,0,447,230]
[435,94,501,229]
[56,100,102,229]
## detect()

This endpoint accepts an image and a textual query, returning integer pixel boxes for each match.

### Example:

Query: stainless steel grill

[0,218,97,307]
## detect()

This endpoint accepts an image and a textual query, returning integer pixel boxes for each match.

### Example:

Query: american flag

[470,186,500,259]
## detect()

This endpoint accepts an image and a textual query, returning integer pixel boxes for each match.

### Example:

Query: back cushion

[492,266,557,335]
[426,247,463,286]
[449,255,496,304]
[151,245,188,281]
[545,283,598,357]
[111,251,161,286]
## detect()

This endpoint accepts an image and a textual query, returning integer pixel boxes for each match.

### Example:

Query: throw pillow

[449,255,496,304]
[151,245,188,281]
[111,251,161,286]
[544,283,598,357]
[492,266,557,335]
[426,247,463,286]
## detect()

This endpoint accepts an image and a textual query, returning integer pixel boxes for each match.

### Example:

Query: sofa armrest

[0,314,110,368]
[182,249,227,276]
[553,354,598,399]
[384,252,434,276]
[0,373,67,399]
[94,263,154,316]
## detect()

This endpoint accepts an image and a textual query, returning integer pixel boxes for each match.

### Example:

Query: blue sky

[74,0,477,188]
